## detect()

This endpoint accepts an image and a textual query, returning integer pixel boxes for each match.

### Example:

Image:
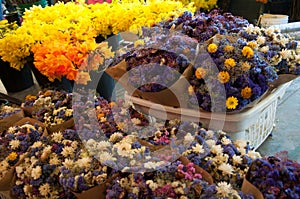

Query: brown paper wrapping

[0,153,27,199]
[46,118,74,134]
[269,74,297,89]
[21,106,37,117]
[73,173,119,199]
[178,156,214,185]
[0,190,13,199]
[106,60,193,108]
[13,117,45,129]
[0,110,24,134]
[241,178,264,199]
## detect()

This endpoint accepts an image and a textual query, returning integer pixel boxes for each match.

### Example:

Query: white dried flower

[280,49,292,59]
[131,118,141,125]
[39,183,51,196]
[232,155,243,165]
[256,36,266,45]
[234,140,247,149]
[184,133,194,144]
[49,155,60,165]
[247,150,261,160]
[221,137,231,145]
[61,146,75,157]
[216,181,232,198]
[98,152,116,163]
[76,157,91,168]
[260,45,270,53]
[211,144,223,155]
[218,163,234,175]
[63,159,74,169]
[9,140,20,150]
[192,143,204,154]
[109,132,123,143]
[51,132,63,143]
[144,161,158,169]
[206,139,216,148]
[31,166,42,180]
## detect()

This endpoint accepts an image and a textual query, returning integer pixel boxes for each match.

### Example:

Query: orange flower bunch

[31,34,112,84]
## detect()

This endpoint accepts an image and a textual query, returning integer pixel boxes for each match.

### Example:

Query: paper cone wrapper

[0,153,27,192]
[0,110,24,134]
[73,183,106,199]
[178,156,214,185]
[0,190,14,199]
[47,118,74,134]
[13,117,45,129]
[21,106,37,117]
[73,173,119,199]
[241,178,264,199]
[106,60,193,108]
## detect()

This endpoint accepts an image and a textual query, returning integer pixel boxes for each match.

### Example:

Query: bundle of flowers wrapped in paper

[184,129,261,190]
[59,146,117,197]
[0,123,44,187]
[105,158,254,198]
[11,129,81,198]
[188,35,278,111]
[239,25,300,77]
[22,90,73,130]
[0,105,24,133]
[0,105,22,120]
[245,152,300,199]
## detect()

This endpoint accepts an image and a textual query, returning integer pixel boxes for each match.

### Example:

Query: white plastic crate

[125,81,292,150]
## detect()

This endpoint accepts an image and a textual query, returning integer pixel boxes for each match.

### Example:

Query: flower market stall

[0,0,300,198]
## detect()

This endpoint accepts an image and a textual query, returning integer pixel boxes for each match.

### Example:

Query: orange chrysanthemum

[218,71,230,83]
[241,86,252,99]
[195,67,207,79]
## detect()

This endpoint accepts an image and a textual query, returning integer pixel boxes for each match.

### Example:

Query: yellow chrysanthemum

[241,86,252,99]
[224,58,236,68]
[7,152,18,161]
[217,71,230,83]
[207,43,218,53]
[226,96,238,110]
[242,46,254,58]
[247,41,258,49]
[242,62,251,71]
[195,67,207,79]
[224,45,234,52]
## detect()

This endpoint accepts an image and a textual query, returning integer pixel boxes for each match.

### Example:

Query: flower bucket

[229,0,264,24]
[28,62,73,92]
[94,34,120,101]
[17,0,48,15]
[0,60,34,93]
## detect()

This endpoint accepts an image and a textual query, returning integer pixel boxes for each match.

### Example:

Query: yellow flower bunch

[179,0,217,11]
[90,0,195,35]
[0,20,18,39]
[0,1,194,71]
